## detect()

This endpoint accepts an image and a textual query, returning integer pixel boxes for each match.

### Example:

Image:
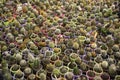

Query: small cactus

[39,73,46,80]
[48,41,55,48]
[73,42,79,49]
[46,63,54,73]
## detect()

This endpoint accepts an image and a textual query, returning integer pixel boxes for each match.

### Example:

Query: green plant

[24,67,32,75]
[4,72,12,80]
[29,44,38,51]
[73,42,79,49]
[20,59,27,67]
[83,55,91,61]
[112,44,119,52]
[75,57,82,65]
[94,55,103,63]
[108,64,117,76]
[15,53,22,62]
[65,72,74,80]
[39,73,46,80]
[28,74,36,80]
[100,72,110,80]
[50,55,59,62]
[115,75,120,80]
[78,36,86,45]
[91,43,97,49]
[2,59,8,68]
[94,76,102,80]
[22,6,28,13]
[100,44,108,51]
[70,53,79,61]
[53,48,61,54]
[80,62,88,71]
[73,67,82,75]
[2,59,9,74]
[59,66,69,75]
[101,61,108,69]
[46,63,54,73]
[68,62,77,69]
[14,70,24,79]
[1,45,7,52]
[36,69,46,79]
[66,39,73,48]
[33,58,40,68]
[54,60,63,67]
[62,55,70,65]
[57,77,67,80]
[93,64,103,75]
[101,50,107,58]
[86,70,95,77]
[52,68,60,78]
[80,75,88,80]
[10,64,20,74]
[45,50,53,57]
[55,29,61,35]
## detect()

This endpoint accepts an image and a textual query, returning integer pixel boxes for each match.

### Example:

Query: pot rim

[86,70,96,78]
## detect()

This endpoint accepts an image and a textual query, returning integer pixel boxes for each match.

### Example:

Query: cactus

[54,60,63,67]
[24,67,32,75]
[33,58,40,68]
[73,67,81,75]
[14,70,24,79]
[20,59,27,67]
[65,72,74,80]
[73,42,79,49]
[52,68,60,78]
[4,72,12,80]
[59,66,69,74]
[46,63,54,73]
[39,73,46,80]
[101,61,108,69]
[28,74,36,80]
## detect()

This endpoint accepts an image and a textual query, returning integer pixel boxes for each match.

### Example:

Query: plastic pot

[50,55,59,64]
[13,70,24,80]
[10,64,20,75]
[57,77,67,80]
[36,69,46,79]
[54,60,63,68]
[46,63,55,74]
[27,74,36,80]
[100,72,110,80]
[64,72,74,80]
[44,50,53,58]
[53,47,61,55]
[67,62,77,71]
[64,49,73,56]
[80,74,88,80]
[73,67,82,76]
[94,54,103,63]
[24,67,32,78]
[93,63,103,76]
[59,66,69,76]
[115,75,120,80]
[62,55,70,66]
[70,53,79,62]
[51,68,61,80]
[86,70,95,80]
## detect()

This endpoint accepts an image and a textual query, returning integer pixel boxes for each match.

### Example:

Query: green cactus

[73,67,81,75]
[73,42,79,49]
[33,58,40,68]
[52,68,60,78]
[39,73,46,80]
